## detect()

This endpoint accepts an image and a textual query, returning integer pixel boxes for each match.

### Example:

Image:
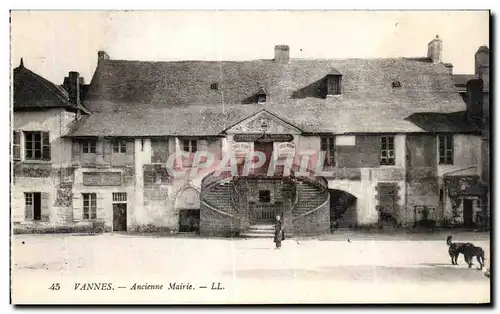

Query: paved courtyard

[11,232,490,304]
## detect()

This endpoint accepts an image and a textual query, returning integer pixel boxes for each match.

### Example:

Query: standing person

[274,215,285,249]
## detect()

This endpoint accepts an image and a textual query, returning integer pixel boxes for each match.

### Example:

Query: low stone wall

[292,199,330,236]
[199,202,241,237]
[12,221,111,234]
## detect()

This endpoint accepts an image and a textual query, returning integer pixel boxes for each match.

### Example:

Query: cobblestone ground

[11,232,491,304]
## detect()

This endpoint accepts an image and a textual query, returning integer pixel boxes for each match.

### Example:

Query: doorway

[463,199,474,227]
[254,142,274,175]
[113,203,127,231]
[179,209,200,232]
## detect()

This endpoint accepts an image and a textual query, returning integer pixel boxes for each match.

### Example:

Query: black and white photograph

[8,10,491,304]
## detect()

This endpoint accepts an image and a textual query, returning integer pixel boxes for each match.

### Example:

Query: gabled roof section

[69,52,473,136]
[13,59,89,113]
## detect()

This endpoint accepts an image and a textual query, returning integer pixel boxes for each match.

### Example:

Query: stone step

[248,224,275,230]
[240,233,274,238]
[246,229,275,234]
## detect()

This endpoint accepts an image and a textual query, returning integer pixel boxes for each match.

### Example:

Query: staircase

[202,180,233,213]
[293,180,329,218]
[240,224,275,238]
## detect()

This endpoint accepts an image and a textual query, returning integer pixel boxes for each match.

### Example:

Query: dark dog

[447,235,473,265]
[464,245,486,270]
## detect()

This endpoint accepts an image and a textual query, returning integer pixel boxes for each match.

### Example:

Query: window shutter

[96,193,104,219]
[72,193,82,222]
[126,140,134,164]
[40,192,50,222]
[42,132,51,161]
[13,131,21,161]
[24,194,33,220]
[72,141,81,163]
[103,139,112,163]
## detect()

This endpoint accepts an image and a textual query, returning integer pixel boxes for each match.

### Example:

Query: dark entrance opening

[254,142,274,175]
[113,203,127,231]
[329,189,357,230]
[463,199,474,228]
[179,209,200,232]
[33,192,41,220]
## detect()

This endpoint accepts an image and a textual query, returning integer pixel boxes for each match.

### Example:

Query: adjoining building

[12,35,489,236]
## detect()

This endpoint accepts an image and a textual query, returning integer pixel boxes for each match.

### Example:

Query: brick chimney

[444,63,453,75]
[466,78,484,125]
[63,71,81,106]
[427,35,442,63]
[274,45,290,64]
[98,50,110,61]
[475,46,489,90]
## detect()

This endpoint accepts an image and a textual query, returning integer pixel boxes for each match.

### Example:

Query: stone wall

[292,194,330,236]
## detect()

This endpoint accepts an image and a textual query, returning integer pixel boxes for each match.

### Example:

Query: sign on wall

[336,135,356,146]
[233,134,294,142]
[83,172,122,186]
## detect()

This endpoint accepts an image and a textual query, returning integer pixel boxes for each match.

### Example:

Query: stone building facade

[12,35,488,236]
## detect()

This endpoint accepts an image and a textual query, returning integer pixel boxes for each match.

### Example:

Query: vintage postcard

[9,10,491,304]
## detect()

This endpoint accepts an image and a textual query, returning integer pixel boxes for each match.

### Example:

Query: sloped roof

[13,61,89,113]
[68,55,474,136]
[453,74,477,88]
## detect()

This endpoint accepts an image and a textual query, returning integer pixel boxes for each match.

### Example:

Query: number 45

[49,283,60,291]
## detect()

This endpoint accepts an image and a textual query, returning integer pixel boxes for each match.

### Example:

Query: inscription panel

[83,172,122,186]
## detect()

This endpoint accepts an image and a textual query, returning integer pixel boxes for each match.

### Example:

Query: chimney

[444,63,453,75]
[475,46,489,90]
[98,50,110,61]
[63,71,81,106]
[466,79,484,124]
[427,35,442,63]
[274,45,290,64]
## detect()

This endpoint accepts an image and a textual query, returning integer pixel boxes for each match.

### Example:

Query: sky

[10,10,489,84]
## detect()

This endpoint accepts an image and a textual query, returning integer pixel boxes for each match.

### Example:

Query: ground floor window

[82,193,97,219]
[24,192,41,220]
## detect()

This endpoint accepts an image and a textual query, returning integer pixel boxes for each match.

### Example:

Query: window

[82,141,96,154]
[210,83,218,90]
[327,75,341,96]
[82,193,97,220]
[13,131,21,161]
[257,94,267,104]
[380,136,395,165]
[182,139,197,153]
[113,140,127,153]
[112,192,127,203]
[392,81,402,88]
[438,135,453,165]
[24,192,41,220]
[24,131,50,160]
[259,190,271,203]
[320,136,335,166]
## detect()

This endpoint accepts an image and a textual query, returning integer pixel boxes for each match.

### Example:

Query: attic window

[326,75,341,96]
[392,81,402,88]
[257,94,267,104]
[210,83,219,90]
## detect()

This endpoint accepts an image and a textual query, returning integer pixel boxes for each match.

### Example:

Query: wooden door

[254,142,273,175]
[463,199,474,227]
[113,203,127,231]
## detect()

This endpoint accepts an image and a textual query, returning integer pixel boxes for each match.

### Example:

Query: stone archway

[174,185,201,232]
[329,189,358,230]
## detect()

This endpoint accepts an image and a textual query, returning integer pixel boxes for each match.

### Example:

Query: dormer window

[256,87,268,104]
[392,81,402,88]
[257,94,267,104]
[326,73,342,96]
[210,83,218,90]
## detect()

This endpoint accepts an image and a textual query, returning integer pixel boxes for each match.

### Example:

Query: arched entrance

[175,186,201,233]
[329,189,357,230]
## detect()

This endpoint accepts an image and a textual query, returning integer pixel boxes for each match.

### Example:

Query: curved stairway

[200,166,330,237]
